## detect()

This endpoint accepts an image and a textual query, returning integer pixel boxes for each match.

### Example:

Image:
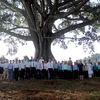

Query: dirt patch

[0,89,93,100]
[0,89,63,100]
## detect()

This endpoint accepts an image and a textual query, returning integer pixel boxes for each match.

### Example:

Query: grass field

[0,78,100,100]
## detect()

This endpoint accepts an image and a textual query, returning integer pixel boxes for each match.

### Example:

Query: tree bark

[41,38,54,61]
[32,35,54,61]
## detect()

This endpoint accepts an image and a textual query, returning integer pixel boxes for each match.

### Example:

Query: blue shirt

[53,63,58,69]
[93,66,98,70]
[98,64,100,70]
[59,65,62,70]
[68,65,72,71]
[62,64,68,70]
[73,64,78,70]
[8,63,13,69]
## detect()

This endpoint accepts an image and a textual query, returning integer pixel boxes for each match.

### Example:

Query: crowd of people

[0,56,99,81]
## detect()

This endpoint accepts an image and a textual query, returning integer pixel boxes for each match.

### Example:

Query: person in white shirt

[18,60,25,80]
[87,60,93,78]
[25,59,31,79]
[39,56,44,65]
[33,59,39,79]
[3,60,9,80]
[41,61,48,79]
[47,59,54,79]
[13,59,19,81]
[30,59,36,78]
[36,59,41,79]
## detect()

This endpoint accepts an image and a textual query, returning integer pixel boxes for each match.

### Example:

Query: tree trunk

[33,36,54,62]
[41,38,54,61]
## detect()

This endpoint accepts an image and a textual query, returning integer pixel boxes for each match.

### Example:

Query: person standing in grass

[25,59,31,79]
[53,60,59,79]
[93,63,98,78]
[3,60,9,80]
[36,59,41,79]
[97,62,100,77]
[73,62,78,79]
[30,58,35,78]
[8,60,13,81]
[47,59,54,79]
[19,60,25,80]
[83,63,88,79]
[58,62,62,79]
[41,61,48,79]
[78,61,84,80]
[87,60,93,78]
[62,61,68,79]
[0,62,3,81]
[13,59,19,81]
[67,63,72,79]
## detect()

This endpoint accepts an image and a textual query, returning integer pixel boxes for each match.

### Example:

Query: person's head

[94,62,96,66]
[16,59,18,63]
[31,56,33,59]
[48,59,51,62]
[37,59,39,62]
[74,62,76,65]
[27,59,29,62]
[79,60,82,64]
[32,58,34,61]
[84,60,86,63]
[19,60,21,63]
[22,60,24,63]
[88,59,91,63]
[96,58,97,62]
[60,63,62,66]
[76,60,78,64]
[85,63,87,66]
[69,57,71,60]
[40,56,43,59]
[10,60,12,63]
[6,60,8,63]
[13,60,14,63]
[64,61,67,64]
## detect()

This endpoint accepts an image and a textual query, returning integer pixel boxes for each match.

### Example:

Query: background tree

[0,55,8,63]
[0,0,100,61]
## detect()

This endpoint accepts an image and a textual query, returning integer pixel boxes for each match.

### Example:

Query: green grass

[0,78,100,100]
[89,92,100,100]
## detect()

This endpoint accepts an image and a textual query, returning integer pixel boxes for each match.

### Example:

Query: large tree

[0,0,100,61]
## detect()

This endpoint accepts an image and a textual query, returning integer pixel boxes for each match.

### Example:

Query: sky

[0,40,100,62]
[0,0,99,62]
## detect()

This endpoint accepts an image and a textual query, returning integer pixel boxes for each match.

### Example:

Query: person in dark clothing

[78,61,84,80]
[93,63,98,78]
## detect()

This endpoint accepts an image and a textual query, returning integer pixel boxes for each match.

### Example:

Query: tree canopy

[0,0,100,60]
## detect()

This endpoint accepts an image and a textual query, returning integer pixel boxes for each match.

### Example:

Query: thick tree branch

[52,18,100,40]
[33,1,45,18]
[51,0,59,14]
[58,0,83,11]
[51,0,89,19]
[46,0,52,12]
[22,1,38,32]
[0,28,32,41]
[58,0,74,7]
